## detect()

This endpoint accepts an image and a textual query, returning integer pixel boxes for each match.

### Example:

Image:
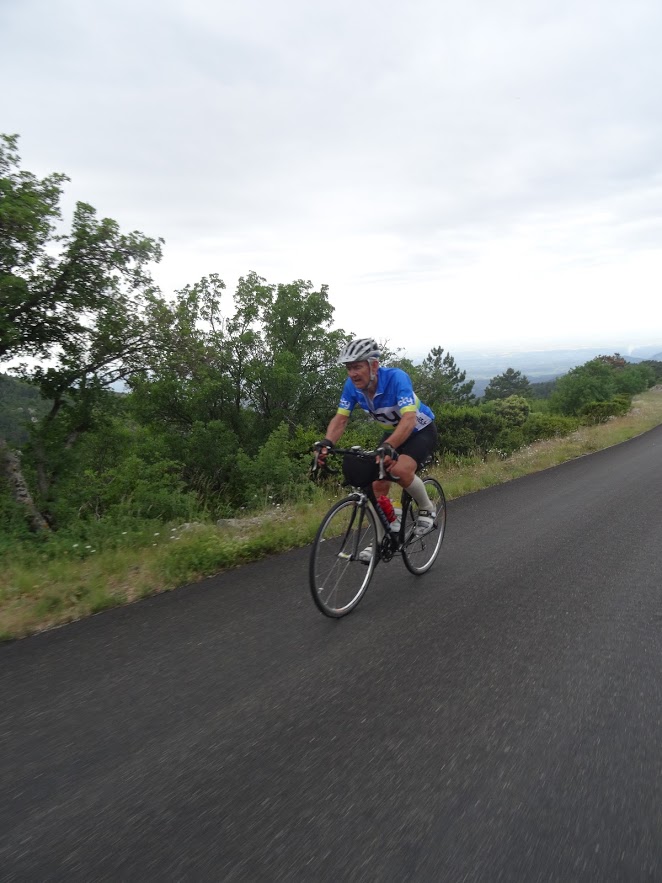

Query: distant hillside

[468,373,559,398]
[452,344,662,398]
[0,373,50,446]
[455,347,654,378]
[629,345,662,359]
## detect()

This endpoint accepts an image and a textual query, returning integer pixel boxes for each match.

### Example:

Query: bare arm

[383,411,417,450]
[323,413,349,446]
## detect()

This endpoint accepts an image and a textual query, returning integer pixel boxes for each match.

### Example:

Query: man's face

[345,360,374,389]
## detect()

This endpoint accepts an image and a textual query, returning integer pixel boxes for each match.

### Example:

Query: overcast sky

[2,0,661,358]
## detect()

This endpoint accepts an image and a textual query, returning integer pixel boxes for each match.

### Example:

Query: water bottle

[378,496,401,532]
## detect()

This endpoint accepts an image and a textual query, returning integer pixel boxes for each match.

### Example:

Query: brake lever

[376,445,400,480]
[376,447,387,480]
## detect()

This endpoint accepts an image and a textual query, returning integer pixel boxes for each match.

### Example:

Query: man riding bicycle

[316,337,439,558]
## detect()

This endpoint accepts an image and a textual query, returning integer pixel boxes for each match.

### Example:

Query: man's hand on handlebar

[314,438,334,464]
[380,441,399,470]
[310,439,337,481]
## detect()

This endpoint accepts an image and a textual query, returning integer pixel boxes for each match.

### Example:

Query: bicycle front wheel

[402,477,446,575]
[309,497,378,617]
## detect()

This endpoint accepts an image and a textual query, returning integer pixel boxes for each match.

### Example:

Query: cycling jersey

[337,366,435,433]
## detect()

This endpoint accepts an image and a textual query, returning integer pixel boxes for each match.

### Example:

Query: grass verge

[2,388,662,642]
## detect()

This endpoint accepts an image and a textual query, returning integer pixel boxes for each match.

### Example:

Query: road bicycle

[309,445,446,618]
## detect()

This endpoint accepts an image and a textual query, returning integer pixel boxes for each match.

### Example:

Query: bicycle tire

[309,496,379,617]
[401,477,446,575]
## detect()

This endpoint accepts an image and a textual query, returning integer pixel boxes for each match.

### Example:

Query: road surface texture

[2,426,662,881]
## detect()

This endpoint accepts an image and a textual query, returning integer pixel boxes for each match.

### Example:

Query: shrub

[236,423,310,508]
[436,405,506,456]
[50,452,199,524]
[177,420,243,516]
[614,364,656,394]
[521,412,580,442]
[493,426,526,456]
[579,398,630,424]
[489,395,531,427]
[549,360,617,416]
[612,394,632,415]
[0,477,35,556]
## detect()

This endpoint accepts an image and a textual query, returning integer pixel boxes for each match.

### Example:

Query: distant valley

[450,344,662,398]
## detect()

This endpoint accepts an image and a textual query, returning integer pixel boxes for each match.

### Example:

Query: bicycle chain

[379,534,396,562]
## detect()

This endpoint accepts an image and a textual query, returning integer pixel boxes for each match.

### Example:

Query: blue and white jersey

[337,366,435,433]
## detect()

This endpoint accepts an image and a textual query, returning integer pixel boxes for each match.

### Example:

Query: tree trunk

[0,437,50,532]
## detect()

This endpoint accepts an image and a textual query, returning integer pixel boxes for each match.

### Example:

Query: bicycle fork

[368,495,399,562]
[333,494,387,562]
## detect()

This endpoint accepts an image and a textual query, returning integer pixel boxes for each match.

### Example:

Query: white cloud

[2,0,662,355]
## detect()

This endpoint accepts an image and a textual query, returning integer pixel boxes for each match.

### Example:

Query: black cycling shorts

[381,422,438,468]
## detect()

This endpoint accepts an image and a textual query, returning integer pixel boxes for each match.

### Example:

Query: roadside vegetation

[2,133,662,641]
[2,388,660,642]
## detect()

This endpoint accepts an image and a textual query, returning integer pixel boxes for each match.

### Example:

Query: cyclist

[316,337,439,557]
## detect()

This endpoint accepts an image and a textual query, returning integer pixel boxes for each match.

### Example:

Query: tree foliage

[641,360,662,383]
[0,373,50,444]
[489,395,531,426]
[550,356,652,416]
[132,271,347,444]
[391,346,475,407]
[1,135,163,362]
[529,378,558,399]
[2,134,660,543]
[1,134,163,528]
[483,368,532,401]
[416,346,475,406]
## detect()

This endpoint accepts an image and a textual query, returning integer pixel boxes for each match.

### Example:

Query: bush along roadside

[1,388,661,642]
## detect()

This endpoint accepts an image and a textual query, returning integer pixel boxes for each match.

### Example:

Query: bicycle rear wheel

[402,477,446,575]
[309,497,378,617]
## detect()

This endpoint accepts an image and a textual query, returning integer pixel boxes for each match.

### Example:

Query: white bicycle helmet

[337,337,380,365]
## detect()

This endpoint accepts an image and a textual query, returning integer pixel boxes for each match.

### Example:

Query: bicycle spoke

[309,498,378,617]
[402,478,446,575]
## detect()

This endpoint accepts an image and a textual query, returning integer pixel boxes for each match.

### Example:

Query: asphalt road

[2,425,662,882]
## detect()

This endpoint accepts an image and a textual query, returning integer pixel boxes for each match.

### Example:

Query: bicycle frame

[312,443,410,563]
[309,445,445,616]
[333,491,371,562]
[373,487,416,563]
[312,445,400,560]
[332,490,387,562]
[342,485,419,565]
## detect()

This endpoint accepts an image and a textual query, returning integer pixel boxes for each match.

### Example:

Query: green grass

[2,388,661,642]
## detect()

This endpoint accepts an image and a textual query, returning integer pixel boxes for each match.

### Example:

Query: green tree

[549,359,617,416]
[529,378,558,399]
[237,274,347,432]
[1,135,68,358]
[0,372,50,445]
[391,347,474,407]
[416,346,475,406]
[129,272,348,512]
[0,134,163,529]
[135,272,346,445]
[598,353,626,368]
[549,355,655,419]
[131,275,238,428]
[490,395,531,426]
[483,368,532,401]
[640,360,662,383]
[613,363,655,395]
[0,134,162,362]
